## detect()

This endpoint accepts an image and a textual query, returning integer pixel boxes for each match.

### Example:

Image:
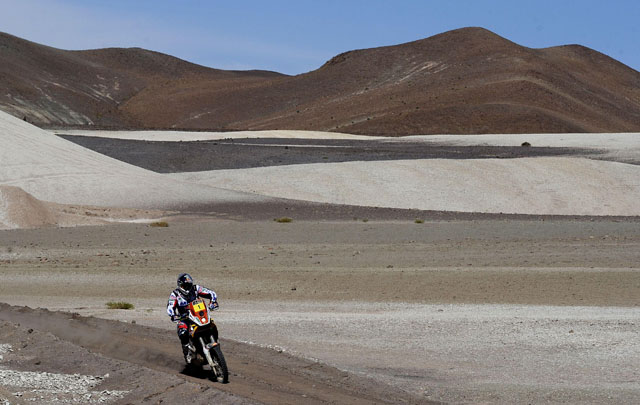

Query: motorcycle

[182,298,229,383]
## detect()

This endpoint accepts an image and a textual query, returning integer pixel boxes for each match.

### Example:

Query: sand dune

[0,185,177,229]
[0,185,58,229]
[3,110,640,220]
[0,110,264,210]
[173,157,640,216]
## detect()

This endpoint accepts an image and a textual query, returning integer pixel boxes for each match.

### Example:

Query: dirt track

[1,219,639,403]
[0,304,423,404]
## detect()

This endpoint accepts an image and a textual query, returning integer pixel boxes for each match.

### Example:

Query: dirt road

[0,303,425,404]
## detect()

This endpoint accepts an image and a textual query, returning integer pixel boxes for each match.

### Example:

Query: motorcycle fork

[199,336,218,365]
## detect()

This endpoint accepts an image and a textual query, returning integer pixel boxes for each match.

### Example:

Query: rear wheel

[210,345,229,383]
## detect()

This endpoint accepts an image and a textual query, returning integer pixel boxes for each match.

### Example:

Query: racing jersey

[167,284,217,319]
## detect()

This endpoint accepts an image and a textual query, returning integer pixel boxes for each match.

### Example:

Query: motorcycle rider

[167,273,219,363]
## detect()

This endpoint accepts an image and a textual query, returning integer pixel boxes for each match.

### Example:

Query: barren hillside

[2,28,640,134]
[0,32,283,127]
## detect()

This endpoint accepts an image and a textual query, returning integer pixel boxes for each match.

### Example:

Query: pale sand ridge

[172,157,640,216]
[0,110,265,210]
[5,111,640,220]
[0,185,57,229]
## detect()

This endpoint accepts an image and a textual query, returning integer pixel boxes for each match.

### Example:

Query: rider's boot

[182,342,196,364]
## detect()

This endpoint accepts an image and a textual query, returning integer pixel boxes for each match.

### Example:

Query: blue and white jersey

[167,284,217,318]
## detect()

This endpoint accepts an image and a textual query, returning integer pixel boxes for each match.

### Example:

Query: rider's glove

[209,300,219,311]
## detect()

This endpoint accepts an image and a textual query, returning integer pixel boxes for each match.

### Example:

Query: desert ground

[1,220,639,404]
[1,111,640,403]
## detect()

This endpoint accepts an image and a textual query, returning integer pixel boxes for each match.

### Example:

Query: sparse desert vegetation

[106,301,135,310]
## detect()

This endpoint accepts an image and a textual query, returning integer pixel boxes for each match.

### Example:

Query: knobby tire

[212,345,229,384]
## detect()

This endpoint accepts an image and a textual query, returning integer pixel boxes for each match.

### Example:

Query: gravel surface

[0,368,127,404]
[1,219,639,403]
[57,134,590,172]
[0,306,424,405]
[4,300,638,404]
[216,301,640,404]
[53,129,377,141]
[406,132,640,165]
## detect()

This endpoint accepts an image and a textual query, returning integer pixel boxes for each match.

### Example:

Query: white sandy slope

[0,185,175,230]
[55,128,640,216]
[0,185,58,229]
[172,158,640,216]
[0,110,264,209]
[6,116,640,217]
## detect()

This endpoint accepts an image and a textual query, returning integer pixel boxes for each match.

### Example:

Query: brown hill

[2,28,640,134]
[0,32,283,127]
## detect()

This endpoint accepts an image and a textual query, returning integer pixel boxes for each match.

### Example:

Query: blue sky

[0,0,638,75]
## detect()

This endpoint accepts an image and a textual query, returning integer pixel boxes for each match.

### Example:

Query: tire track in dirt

[0,304,429,404]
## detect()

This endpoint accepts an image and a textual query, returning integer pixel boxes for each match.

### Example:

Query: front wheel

[210,345,229,383]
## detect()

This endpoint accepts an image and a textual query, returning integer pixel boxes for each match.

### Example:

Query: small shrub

[106,301,134,310]
[274,217,292,223]
[414,219,424,224]
[149,221,169,227]
[362,219,369,223]
[521,141,531,147]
